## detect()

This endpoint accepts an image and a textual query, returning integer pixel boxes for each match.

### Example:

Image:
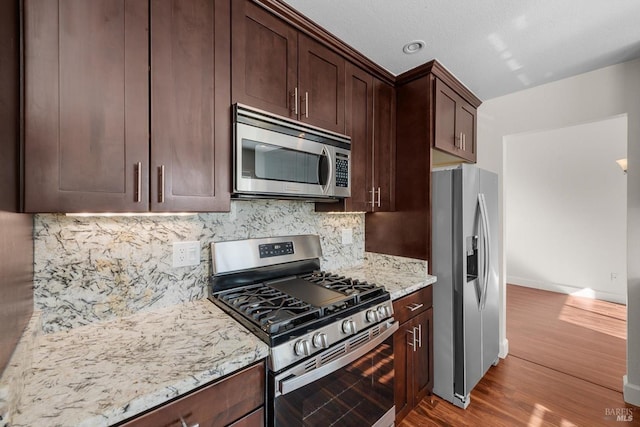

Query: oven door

[235,122,334,198]
[269,321,398,427]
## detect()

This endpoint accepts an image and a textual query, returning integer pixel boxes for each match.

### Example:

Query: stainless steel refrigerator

[432,164,500,409]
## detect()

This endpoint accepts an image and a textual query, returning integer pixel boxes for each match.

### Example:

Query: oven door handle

[276,320,399,396]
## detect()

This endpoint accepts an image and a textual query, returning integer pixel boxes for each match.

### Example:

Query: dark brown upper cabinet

[24,0,150,212]
[23,0,230,213]
[232,0,345,134]
[316,64,395,213]
[372,79,396,212]
[434,78,477,163]
[365,60,481,261]
[341,63,373,212]
[150,0,230,212]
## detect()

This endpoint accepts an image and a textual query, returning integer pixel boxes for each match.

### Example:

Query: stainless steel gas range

[209,235,397,427]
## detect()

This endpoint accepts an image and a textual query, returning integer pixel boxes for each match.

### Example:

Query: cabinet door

[151,0,230,212]
[373,80,396,211]
[456,101,477,162]
[344,63,373,212]
[298,34,345,133]
[231,0,297,119]
[434,78,477,163]
[434,78,459,156]
[394,319,412,423]
[412,308,433,405]
[24,0,149,212]
[121,363,265,427]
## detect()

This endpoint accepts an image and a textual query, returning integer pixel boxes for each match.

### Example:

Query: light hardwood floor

[399,284,639,426]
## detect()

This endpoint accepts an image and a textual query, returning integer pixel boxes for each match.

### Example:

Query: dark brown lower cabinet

[393,286,433,424]
[119,362,265,427]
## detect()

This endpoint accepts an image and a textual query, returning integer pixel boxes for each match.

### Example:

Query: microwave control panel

[336,153,349,188]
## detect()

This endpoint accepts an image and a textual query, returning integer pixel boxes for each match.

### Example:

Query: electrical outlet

[173,241,200,268]
[611,272,618,281]
[341,228,353,245]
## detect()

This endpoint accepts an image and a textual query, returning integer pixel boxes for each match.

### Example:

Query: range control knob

[312,333,329,349]
[377,305,390,319]
[342,319,357,335]
[294,339,311,356]
[366,309,379,323]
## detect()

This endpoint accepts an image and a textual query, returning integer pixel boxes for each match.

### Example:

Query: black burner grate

[213,271,386,338]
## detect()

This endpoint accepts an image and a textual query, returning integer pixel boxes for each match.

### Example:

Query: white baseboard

[499,338,509,359]
[624,375,640,406]
[507,276,626,305]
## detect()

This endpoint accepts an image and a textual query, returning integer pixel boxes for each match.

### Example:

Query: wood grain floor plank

[507,284,626,392]
[399,284,638,426]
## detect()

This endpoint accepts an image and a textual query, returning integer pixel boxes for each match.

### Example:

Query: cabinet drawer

[229,407,264,427]
[393,286,433,324]
[120,362,265,427]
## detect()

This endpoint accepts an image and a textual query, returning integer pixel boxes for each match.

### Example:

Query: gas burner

[301,272,385,303]
[209,235,393,369]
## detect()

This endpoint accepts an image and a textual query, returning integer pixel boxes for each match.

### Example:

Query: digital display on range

[259,241,294,258]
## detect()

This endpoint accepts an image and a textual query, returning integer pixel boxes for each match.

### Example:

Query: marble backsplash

[34,200,364,333]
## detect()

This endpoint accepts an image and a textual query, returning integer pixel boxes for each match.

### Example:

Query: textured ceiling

[280,0,640,100]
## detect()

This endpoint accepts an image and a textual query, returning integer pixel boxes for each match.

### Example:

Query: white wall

[476,57,640,405]
[505,116,627,303]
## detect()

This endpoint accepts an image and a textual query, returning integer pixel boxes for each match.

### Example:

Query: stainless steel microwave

[233,104,351,201]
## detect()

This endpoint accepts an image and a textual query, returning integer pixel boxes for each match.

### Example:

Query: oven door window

[272,335,394,427]
[242,139,329,186]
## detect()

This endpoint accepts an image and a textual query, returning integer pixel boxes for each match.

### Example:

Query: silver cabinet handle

[369,187,375,206]
[135,162,142,203]
[407,327,415,350]
[304,92,309,118]
[416,324,422,348]
[406,302,424,312]
[180,417,199,427]
[158,165,165,203]
[377,186,381,207]
[291,87,298,116]
[463,133,466,151]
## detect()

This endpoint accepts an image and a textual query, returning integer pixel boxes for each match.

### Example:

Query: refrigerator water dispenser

[466,235,478,282]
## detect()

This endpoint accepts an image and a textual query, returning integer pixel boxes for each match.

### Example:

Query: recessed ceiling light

[402,40,425,54]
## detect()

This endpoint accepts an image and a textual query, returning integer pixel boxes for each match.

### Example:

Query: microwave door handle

[319,147,333,195]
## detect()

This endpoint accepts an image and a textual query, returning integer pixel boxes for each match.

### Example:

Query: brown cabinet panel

[24,0,149,212]
[317,67,394,213]
[413,307,433,404]
[151,0,230,212]
[457,101,477,161]
[298,34,345,133]
[434,78,477,162]
[434,80,457,154]
[232,1,346,133]
[343,62,373,212]
[228,407,264,427]
[231,0,297,119]
[393,287,433,425]
[120,363,265,427]
[392,285,432,325]
[394,317,411,421]
[372,80,396,212]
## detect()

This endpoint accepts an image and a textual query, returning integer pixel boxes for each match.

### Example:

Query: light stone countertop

[2,252,433,427]
[6,300,269,427]
[334,252,437,301]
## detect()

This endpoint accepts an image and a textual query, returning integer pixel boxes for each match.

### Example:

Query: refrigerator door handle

[478,193,491,310]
